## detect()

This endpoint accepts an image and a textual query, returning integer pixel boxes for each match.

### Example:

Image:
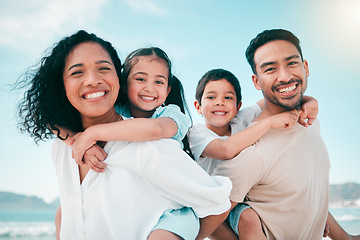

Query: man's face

[252,40,309,111]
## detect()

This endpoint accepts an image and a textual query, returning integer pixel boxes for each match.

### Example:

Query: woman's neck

[81,108,121,130]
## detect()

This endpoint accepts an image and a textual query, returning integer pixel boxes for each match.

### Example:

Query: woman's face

[63,42,120,120]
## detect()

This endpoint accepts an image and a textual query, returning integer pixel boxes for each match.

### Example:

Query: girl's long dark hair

[16,30,122,143]
[122,47,194,158]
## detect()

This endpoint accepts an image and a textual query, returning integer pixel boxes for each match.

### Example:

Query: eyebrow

[205,90,235,95]
[259,54,301,69]
[133,71,167,80]
[67,60,112,72]
[285,55,300,61]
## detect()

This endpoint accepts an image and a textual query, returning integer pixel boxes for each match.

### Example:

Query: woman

[17,30,231,240]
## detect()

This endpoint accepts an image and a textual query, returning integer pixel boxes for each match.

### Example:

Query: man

[214,29,330,239]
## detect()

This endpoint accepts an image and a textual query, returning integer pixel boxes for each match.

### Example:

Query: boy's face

[195,79,241,135]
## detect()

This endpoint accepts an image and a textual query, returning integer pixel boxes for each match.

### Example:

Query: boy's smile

[195,79,241,136]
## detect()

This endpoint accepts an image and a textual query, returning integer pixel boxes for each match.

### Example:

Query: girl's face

[63,42,120,124]
[127,56,170,118]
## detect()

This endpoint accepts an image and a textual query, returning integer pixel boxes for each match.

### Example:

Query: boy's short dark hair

[245,29,303,74]
[195,69,242,105]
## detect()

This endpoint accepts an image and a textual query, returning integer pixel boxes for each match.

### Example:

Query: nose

[278,67,293,82]
[84,71,101,86]
[215,99,225,106]
[143,81,154,92]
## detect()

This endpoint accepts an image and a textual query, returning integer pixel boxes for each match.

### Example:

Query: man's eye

[225,96,233,100]
[207,96,214,99]
[264,67,275,73]
[288,61,298,66]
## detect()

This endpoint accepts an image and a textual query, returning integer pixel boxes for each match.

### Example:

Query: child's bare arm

[326,211,360,240]
[202,111,299,160]
[257,96,318,127]
[71,117,177,164]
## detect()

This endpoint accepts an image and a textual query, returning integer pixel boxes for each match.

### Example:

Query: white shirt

[188,104,262,175]
[52,138,232,240]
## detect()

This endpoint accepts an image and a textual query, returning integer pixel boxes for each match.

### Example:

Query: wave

[0,221,55,237]
[336,214,360,222]
[329,199,360,208]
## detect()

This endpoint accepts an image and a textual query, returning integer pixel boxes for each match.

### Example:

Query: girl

[17,30,232,240]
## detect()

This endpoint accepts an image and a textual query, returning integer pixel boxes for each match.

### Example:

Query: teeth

[213,111,226,115]
[278,85,296,93]
[84,91,105,99]
[141,96,155,100]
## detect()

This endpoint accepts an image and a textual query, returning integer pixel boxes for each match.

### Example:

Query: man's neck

[254,101,289,122]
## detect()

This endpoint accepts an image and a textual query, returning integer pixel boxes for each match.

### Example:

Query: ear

[237,101,242,111]
[194,100,202,114]
[167,85,171,95]
[252,74,262,90]
[303,60,309,78]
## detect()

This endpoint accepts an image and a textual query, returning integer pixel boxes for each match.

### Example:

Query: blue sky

[0,0,359,203]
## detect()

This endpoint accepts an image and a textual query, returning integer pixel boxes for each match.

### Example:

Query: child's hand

[299,98,318,127]
[82,145,108,173]
[268,110,300,129]
[323,223,329,237]
[71,131,97,165]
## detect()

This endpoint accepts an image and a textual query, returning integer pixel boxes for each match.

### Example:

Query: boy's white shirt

[188,104,262,175]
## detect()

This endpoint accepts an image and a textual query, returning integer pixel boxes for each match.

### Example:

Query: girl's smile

[127,56,170,118]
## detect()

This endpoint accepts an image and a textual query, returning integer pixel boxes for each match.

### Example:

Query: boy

[188,68,304,239]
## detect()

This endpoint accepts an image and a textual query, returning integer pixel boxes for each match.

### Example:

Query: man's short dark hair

[245,29,303,74]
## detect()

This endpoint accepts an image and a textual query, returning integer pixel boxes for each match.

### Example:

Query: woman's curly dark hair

[16,30,123,143]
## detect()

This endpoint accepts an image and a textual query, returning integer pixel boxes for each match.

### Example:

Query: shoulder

[115,103,132,118]
[231,104,262,132]
[153,104,181,115]
[153,105,189,122]
[188,123,216,139]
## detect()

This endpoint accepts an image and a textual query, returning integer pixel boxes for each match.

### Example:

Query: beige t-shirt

[214,120,330,240]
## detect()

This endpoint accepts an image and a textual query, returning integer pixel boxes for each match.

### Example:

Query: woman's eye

[70,70,83,76]
[207,96,215,99]
[136,78,145,82]
[225,96,233,100]
[99,67,111,71]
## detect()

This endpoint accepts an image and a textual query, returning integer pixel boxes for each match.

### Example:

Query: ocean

[0,209,56,240]
[0,208,359,239]
[328,207,360,235]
